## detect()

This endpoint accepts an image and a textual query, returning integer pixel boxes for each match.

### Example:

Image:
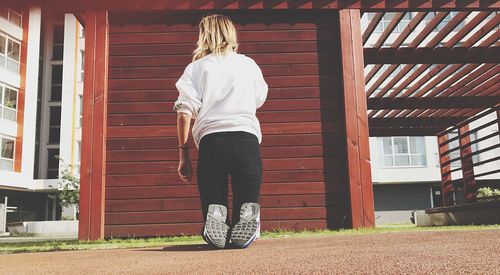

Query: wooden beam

[369,117,467,127]
[369,127,441,136]
[362,12,383,45]
[434,64,497,97]
[437,134,454,206]
[4,0,500,11]
[338,9,374,229]
[390,12,428,48]
[372,12,405,48]
[367,96,500,110]
[78,10,109,241]
[364,47,500,64]
[458,124,477,203]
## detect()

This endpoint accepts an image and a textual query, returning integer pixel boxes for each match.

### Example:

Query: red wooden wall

[104,11,350,237]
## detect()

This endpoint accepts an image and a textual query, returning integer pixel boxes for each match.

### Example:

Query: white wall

[59,14,83,176]
[0,7,42,190]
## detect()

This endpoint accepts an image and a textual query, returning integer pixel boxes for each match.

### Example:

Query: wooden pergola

[363,10,499,136]
[5,0,499,240]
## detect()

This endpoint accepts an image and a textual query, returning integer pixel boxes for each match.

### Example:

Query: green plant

[49,158,80,215]
[476,187,500,201]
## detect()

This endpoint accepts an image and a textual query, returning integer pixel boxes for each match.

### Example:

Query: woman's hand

[178,149,192,184]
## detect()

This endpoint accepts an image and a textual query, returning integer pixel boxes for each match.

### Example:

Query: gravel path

[1,229,499,274]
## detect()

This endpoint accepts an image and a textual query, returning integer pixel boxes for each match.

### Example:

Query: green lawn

[1,224,499,254]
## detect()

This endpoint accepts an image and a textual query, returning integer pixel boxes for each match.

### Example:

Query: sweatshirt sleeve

[173,63,202,118]
[253,62,268,109]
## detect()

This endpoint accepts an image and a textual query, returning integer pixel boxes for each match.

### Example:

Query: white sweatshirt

[173,50,268,149]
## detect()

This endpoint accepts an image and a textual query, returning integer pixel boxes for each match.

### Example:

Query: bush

[476,187,500,202]
[49,160,80,216]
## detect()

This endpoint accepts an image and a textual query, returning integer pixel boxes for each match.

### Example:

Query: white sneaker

[203,204,230,249]
[230,202,260,248]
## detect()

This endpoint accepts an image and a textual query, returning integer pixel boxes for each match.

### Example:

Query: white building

[0,7,83,225]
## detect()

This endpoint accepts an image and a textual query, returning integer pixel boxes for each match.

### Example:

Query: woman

[173,14,268,249]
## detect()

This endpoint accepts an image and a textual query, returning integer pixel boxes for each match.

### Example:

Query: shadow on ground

[135,243,243,252]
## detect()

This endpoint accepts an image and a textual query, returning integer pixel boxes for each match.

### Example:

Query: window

[426,12,464,32]
[80,50,85,82]
[78,95,83,128]
[379,137,427,167]
[0,8,22,27]
[0,135,15,171]
[448,131,479,167]
[51,65,63,101]
[0,33,21,74]
[52,25,64,60]
[47,148,60,178]
[75,141,81,176]
[48,106,61,144]
[0,84,17,122]
[368,12,412,33]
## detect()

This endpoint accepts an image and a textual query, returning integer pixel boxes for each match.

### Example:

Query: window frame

[0,32,21,74]
[0,9,22,28]
[0,134,15,171]
[0,83,18,122]
[380,136,428,168]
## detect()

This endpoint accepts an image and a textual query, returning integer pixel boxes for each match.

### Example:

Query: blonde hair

[192,14,239,62]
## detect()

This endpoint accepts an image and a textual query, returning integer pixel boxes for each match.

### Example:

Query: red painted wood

[338,9,375,228]
[103,11,352,237]
[438,134,454,206]
[458,125,477,203]
[78,11,109,241]
[10,0,499,13]
[104,219,329,238]
[106,194,332,213]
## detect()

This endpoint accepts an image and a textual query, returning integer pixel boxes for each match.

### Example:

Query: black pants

[197,131,263,226]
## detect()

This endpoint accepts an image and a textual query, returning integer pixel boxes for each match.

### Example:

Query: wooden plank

[107,111,339,126]
[105,194,331,213]
[110,22,325,33]
[438,134,454,206]
[367,96,500,110]
[106,134,332,150]
[108,64,337,79]
[364,47,500,64]
[109,52,338,68]
[108,75,336,90]
[107,145,336,161]
[106,207,327,225]
[78,11,109,241]
[362,12,383,45]
[105,170,346,186]
[104,219,329,238]
[458,125,478,203]
[372,12,405,48]
[107,122,342,138]
[105,182,328,200]
[338,9,375,228]
[14,0,500,13]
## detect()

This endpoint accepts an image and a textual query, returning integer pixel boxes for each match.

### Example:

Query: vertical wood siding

[105,11,350,237]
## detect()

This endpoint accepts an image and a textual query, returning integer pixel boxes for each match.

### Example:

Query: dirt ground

[1,229,499,275]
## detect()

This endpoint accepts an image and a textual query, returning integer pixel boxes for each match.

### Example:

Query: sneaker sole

[230,204,260,248]
[204,204,229,249]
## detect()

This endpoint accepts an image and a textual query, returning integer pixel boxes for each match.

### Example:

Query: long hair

[192,14,239,62]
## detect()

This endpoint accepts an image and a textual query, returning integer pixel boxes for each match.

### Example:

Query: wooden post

[437,134,454,206]
[78,10,109,241]
[338,9,375,228]
[458,124,477,203]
